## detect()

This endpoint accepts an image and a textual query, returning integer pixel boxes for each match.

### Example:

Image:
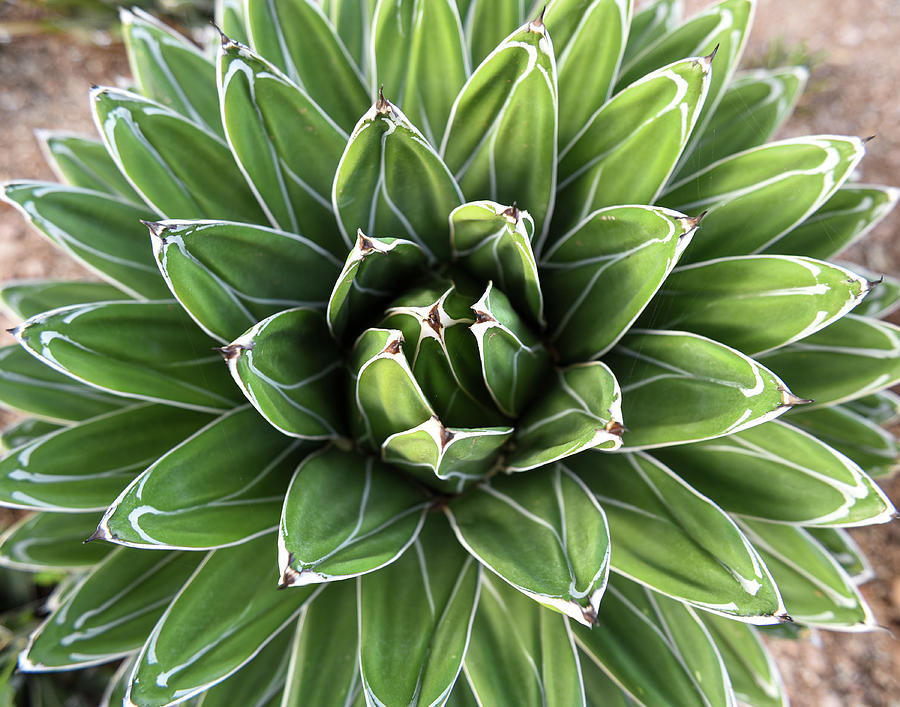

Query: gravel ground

[0,1,898,704]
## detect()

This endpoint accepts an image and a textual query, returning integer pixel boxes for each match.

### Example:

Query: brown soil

[0,1,898,704]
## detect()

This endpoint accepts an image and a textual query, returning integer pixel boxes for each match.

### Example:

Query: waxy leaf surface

[38,131,142,202]
[0,512,110,571]
[1,280,128,320]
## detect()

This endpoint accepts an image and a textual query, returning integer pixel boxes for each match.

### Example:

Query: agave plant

[0,0,898,704]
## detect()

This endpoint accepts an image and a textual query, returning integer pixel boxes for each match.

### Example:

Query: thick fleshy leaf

[197,623,293,706]
[0,512,109,571]
[100,657,138,707]
[607,330,794,449]
[127,535,321,707]
[737,518,874,630]
[652,420,894,527]
[447,464,609,626]
[579,658,633,707]
[215,0,250,44]
[245,0,368,131]
[0,279,128,320]
[450,201,543,324]
[222,308,344,439]
[327,232,427,339]
[0,418,62,452]
[545,0,631,149]
[676,67,808,180]
[281,578,361,706]
[567,452,785,622]
[506,362,623,471]
[554,56,710,237]
[542,205,695,361]
[464,572,585,707]
[644,255,870,355]
[759,315,900,409]
[358,514,480,707]
[150,219,342,342]
[320,0,378,72]
[441,17,557,241]
[845,262,900,318]
[37,131,142,202]
[661,136,866,262]
[96,406,306,550]
[845,389,900,425]
[279,446,429,586]
[121,8,221,135]
[575,575,735,707]
[217,40,349,252]
[1,182,169,299]
[468,282,549,417]
[787,404,899,479]
[0,403,213,512]
[764,185,900,259]
[12,301,240,412]
[20,549,200,671]
[333,96,463,261]
[622,0,681,64]
[807,527,873,583]
[0,345,128,422]
[701,614,787,707]
[372,0,468,146]
[91,87,266,222]
[462,0,531,68]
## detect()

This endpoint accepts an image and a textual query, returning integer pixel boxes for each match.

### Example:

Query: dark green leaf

[807,527,873,583]
[844,390,900,425]
[37,131,142,202]
[0,279,129,320]
[320,0,378,72]
[0,418,62,452]
[0,512,110,571]
[462,0,531,68]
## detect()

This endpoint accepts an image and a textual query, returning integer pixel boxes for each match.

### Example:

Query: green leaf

[150,219,342,342]
[579,658,633,707]
[763,185,899,259]
[333,96,463,261]
[0,403,213,512]
[759,315,900,409]
[468,282,549,417]
[0,345,128,422]
[279,446,429,586]
[844,390,900,425]
[100,657,138,707]
[787,404,899,479]
[327,232,427,339]
[12,300,240,412]
[128,535,320,706]
[96,407,307,550]
[281,578,361,706]
[701,613,787,707]
[644,255,870,355]
[442,18,557,241]
[372,0,468,146]
[447,463,609,626]
[451,202,543,324]
[622,0,681,64]
[215,0,250,44]
[844,262,900,319]
[737,518,875,630]
[36,131,142,202]
[217,40,349,253]
[462,0,531,68]
[0,512,109,571]
[121,8,222,136]
[320,0,378,72]
[197,623,293,706]
[506,362,623,471]
[245,0,368,132]
[660,136,866,262]
[676,67,808,180]
[554,56,710,236]
[567,452,785,622]
[464,572,585,707]
[358,514,480,707]
[91,87,266,223]
[20,549,200,671]
[807,527,873,583]
[0,418,62,452]
[652,420,894,527]
[0,279,128,320]
[575,575,734,707]
[542,205,694,361]
[222,308,344,438]
[544,0,631,149]
[607,330,793,449]
[1,182,169,300]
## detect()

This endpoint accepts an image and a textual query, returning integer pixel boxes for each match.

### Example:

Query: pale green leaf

[462,0,531,68]
[807,527,873,583]
[320,0,378,72]
[622,0,681,64]
[0,279,128,320]
[0,512,110,571]
[844,390,900,425]
[842,261,900,318]
[215,0,250,44]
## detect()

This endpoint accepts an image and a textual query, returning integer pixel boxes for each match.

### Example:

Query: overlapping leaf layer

[1,0,897,705]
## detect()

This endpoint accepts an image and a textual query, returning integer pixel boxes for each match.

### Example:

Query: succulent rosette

[0,0,898,705]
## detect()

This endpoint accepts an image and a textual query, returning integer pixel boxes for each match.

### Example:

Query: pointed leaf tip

[375,85,391,115]
[678,210,709,234]
[698,43,720,69]
[211,21,238,48]
[141,220,166,239]
[779,387,814,408]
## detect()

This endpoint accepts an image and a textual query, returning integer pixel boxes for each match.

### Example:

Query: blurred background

[0,0,897,703]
